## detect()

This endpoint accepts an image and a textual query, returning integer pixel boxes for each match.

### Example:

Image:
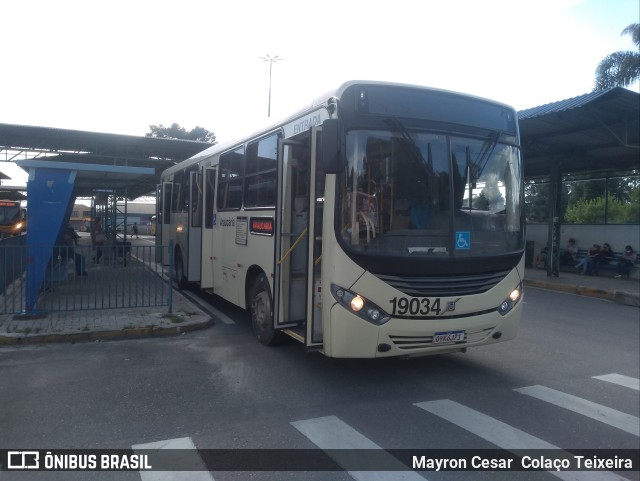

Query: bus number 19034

[389,297,442,316]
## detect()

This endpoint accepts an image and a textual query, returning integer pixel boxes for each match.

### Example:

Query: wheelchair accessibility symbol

[456,231,471,250]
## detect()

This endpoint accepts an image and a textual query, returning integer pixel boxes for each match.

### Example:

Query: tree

[594,23,640,90]
[146,123,216,143]
[564,190,640,224]
[524,180,550,223]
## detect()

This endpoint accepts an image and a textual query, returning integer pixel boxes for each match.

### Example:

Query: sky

[1,0,638,184]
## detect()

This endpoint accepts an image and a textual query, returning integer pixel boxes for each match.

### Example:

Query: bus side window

[245,133,279,208]
[218,147,245,210]
[172,170,189,213]
[162,183,172,224]
[191,170,203,228]
[205,169,216,228]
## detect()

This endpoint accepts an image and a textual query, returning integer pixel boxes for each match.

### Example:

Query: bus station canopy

[15,159,156,199]
[0,124,211,199]
[518,87,639,178]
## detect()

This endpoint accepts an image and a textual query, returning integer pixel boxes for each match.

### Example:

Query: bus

[158,81,524,358]
[0,200,27,237]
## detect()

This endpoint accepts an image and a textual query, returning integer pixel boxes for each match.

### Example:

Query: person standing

[132,222,139,238]
[91,217,106,264]
[58,225,88,276]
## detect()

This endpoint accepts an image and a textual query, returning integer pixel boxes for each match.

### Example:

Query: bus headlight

[497,284,522,316]
[331,284,391,325]
[350,295,365,312]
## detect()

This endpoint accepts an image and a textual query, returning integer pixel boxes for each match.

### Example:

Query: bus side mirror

[320,119,344,174]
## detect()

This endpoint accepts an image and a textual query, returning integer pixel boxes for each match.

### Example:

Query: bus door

[200,167,219,291]
[159,181,173,265]
[188,171,202,282]
[155,184,162,263]
[274,127,324,348]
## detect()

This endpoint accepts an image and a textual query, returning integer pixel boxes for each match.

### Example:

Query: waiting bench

[565,249,640,279]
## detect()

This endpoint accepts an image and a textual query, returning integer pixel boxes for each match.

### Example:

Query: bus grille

[389,326,495,350]
[374,270,510,297]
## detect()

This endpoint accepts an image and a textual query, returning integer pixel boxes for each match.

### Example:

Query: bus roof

[161,80,517,178]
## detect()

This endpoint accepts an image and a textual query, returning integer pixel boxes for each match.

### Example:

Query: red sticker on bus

[250,217,274,236]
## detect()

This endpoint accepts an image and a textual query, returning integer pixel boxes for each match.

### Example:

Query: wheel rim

[253,290,271,329]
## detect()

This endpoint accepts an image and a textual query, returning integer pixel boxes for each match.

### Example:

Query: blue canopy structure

[16,159,154,313]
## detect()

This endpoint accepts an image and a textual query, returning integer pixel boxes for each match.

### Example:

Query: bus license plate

[433,330,465,345]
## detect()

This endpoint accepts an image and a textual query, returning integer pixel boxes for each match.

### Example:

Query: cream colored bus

[159,81,524,358]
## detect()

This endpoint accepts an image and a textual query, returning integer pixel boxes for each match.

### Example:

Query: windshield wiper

[473,130,502,177]
[384,117,432,174]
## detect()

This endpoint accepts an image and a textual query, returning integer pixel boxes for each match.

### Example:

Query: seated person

[615,245,638,279]
[576,244,600,275]
[593,243,614,276]
[409,202,432,229]
[560,238,578,265]
[533,246,548,269]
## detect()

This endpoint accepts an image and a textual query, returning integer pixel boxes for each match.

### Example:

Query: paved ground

[0,260,637,345]
[524,266,639,307]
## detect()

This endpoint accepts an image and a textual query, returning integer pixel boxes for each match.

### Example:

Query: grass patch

[8,326,43,335]
[162,313,185,324]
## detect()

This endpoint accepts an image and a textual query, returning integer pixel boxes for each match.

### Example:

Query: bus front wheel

[250,274,282,346]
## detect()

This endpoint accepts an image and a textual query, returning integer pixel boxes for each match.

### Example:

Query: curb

[613,291,640,307]
[523,279,639,307]
[0,318,215,346]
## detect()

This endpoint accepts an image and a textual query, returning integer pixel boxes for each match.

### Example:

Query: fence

[0,239,173,316]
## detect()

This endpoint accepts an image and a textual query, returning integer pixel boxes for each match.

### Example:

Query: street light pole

[260,54,281,117]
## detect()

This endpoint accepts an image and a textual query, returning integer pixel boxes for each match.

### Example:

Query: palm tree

[594,23,640,90]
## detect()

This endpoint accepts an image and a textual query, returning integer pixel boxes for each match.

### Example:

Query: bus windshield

[337,128,523,261]
[0,203,21,224]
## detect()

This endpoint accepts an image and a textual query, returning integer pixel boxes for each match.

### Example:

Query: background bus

[0,200,26,237]
[159,81,524,358]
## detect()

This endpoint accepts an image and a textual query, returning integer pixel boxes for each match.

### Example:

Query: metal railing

[0,240,173,315]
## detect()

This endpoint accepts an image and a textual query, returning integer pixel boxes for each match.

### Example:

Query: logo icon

[7,451,39,470]
[455,231,471,250]
[445,298,462,313]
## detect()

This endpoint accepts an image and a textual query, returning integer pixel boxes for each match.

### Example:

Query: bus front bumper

[326,300,522,359]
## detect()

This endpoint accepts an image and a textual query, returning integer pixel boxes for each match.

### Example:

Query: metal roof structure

[518,87,640,178]
[0,124,212,199]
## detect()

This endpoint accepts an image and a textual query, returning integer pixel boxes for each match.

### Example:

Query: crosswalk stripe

[414,399,629,481]
[515,385,640,437]
[132,437,215,481]
[593,373,640,391]
[291,415,427,481]
[415,399,556,449]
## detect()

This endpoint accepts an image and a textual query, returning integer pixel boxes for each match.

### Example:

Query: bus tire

[174,249,187,290]
[250,273,283,346]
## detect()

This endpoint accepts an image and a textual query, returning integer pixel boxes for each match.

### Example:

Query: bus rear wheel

[250,273,283,346]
